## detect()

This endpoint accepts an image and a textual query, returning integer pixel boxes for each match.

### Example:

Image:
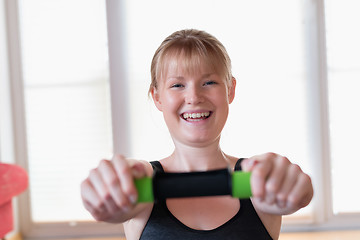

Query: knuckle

[276,192,287,202]
[119,166,132,177]
[93,200,106,211]
[113,154,126,162]
[117,198,129,209]
[109,176,120,188]
[99,159,110,168]
[92,210,108,221]
[103,192,112,201]
[290,164,302,174]
[265,152,277,159]
[287,194,300,207]
[266,181,279,193]
[299,173,313,189]
[121,184,134,196]
[89,168,99,178]
[279,156,290,165]
[97,189,110,201]
[302,173,312,183]
[80,179,91,193]
[252,167,266,179]
[80,179,89,188]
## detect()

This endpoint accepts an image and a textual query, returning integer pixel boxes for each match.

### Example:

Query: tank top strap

[150,160,165,173]
[234,158,246,171]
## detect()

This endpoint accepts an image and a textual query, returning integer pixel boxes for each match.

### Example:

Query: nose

[185,85,204,105]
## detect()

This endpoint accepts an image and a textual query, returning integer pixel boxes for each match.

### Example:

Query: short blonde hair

[149,29,233,95]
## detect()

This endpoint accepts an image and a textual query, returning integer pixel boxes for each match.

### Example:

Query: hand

[241,152,313,215]
[80,155,148,222]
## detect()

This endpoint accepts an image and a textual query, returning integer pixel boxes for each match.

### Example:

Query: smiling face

[152,56,236,147]
[149,29,235,147]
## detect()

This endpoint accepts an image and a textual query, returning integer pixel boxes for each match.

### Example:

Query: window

[18,0,113,222]
[1,0,359,239]
[325,0,360,214]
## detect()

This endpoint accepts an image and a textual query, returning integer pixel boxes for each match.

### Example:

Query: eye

[171,83,184,88]
[203,81,217,86]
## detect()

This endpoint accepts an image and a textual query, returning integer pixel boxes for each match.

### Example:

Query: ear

[228,77,236,104]
[151,87,163,111]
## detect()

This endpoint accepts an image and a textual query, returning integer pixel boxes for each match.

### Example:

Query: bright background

[0,0,359,237]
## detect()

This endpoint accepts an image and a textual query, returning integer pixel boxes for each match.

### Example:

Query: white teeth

[182,112,210,120]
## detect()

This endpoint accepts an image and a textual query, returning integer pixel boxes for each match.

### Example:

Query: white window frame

[1,0,359,239]
[283,0,360,232]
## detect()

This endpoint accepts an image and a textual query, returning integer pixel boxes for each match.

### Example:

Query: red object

[0,163,28,238]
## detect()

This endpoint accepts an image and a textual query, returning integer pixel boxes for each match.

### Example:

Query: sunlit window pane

[325,0,360,214]
[19,0,112,222]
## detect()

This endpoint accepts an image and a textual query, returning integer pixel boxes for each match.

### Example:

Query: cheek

[212,89,230,105]
[163,92,181,107]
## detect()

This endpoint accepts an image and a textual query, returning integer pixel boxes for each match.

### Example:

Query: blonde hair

[149,29,233,95]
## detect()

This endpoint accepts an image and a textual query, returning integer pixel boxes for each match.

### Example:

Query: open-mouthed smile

[181,111,211,122]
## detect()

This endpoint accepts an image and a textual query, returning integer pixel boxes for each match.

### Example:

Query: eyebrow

[201,73,215,78]
[166,73,215,81]
[167,76,185,81]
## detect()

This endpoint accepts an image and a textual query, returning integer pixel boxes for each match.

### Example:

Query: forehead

[158,50,221,81]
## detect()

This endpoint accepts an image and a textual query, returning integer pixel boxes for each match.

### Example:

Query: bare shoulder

[225,154,242,170]
[123,203,154,240]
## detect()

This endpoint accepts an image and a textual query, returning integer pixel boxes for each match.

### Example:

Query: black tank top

[139,159,273,239]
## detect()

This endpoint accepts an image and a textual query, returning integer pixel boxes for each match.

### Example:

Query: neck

[164,139,230,172]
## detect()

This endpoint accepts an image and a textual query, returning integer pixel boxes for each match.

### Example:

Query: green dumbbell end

[232,171,252,199]
[134,177,154,203]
